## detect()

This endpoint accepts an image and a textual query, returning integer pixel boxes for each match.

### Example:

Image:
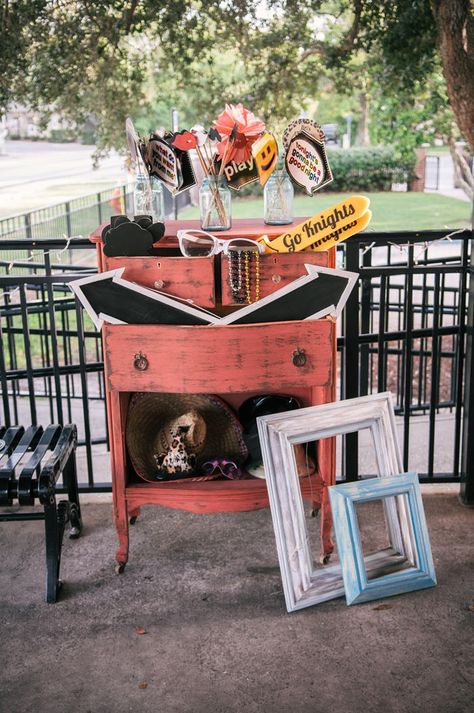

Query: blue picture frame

[329,472,436,605]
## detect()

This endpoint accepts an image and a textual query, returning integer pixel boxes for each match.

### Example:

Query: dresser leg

[318,433,335,563]
[320,485,334,563]
[113,499,129,571]
[129,506,141,525]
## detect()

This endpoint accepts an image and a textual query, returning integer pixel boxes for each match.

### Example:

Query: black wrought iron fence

[0,239,109,490]
[0,186,132,248]
[341,230,472,502]
[0,185,190,253]
[0,231,473,502]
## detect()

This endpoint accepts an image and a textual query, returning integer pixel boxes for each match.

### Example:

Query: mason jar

[264,169,294,225]
[199,175,232,231]
[133,172,152,216]
[150,175,165,222]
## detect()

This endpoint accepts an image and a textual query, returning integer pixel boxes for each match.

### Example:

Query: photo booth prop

[329,472,437,605]
[70,265,358,330]
[256,392,411,612]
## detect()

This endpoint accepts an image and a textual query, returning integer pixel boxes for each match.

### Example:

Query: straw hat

[126,392,248,482]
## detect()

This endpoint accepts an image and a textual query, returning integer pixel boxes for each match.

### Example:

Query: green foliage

[326,147,415,191]
[369,67,459,162]
[356,1,438,93]
[181,191,471,231]
[0,0,468,160]
[227,146,415,198]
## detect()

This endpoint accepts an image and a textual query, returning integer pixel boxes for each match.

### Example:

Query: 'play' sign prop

[257,195,371,254]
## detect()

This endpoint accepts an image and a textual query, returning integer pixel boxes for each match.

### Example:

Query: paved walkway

[425,151,471,202]
[0,140,129,217]
[0,493,472,713]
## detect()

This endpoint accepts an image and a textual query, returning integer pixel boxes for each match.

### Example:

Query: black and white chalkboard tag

[218,264,358,325]
[69,270,219,330]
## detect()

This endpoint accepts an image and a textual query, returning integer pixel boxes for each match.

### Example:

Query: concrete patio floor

[0,491,473,713]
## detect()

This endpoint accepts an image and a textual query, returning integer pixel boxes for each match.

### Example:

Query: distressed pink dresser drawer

[103,254,216,307]
[104,320,334,393]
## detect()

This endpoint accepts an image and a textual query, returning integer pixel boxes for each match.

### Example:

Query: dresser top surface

[89,216,310,246]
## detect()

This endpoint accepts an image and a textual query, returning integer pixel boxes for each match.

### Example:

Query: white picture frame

[257,392,410,612]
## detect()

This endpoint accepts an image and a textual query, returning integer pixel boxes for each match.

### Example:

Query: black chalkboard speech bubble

[102,217,165,257]
[69,269,219,330]
[219,264,358,325]
[70,265,358,331]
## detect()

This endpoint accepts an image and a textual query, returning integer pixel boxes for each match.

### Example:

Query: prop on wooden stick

[146,132,196,195]
[212,103,263,190]
[283,118,333,194]
[257,195,371,254]
[252,132,279,186]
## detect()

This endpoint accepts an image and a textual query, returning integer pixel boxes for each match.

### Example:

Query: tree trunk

[431,0,474,151]
[356,92,370,146]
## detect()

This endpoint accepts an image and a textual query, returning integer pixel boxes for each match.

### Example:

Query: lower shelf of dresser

[125,474,324,514]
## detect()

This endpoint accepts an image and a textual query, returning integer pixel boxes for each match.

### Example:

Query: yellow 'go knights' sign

[257,195,371,253]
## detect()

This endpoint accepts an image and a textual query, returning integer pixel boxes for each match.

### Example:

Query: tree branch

[340,0,363,54]
[299,0,363,65]
[124,0,140,35]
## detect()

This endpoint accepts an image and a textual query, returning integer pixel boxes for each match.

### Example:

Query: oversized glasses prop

[177,229,265,257]
[201,459,242,480]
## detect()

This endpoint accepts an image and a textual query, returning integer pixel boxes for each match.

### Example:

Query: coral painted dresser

[89,218,336,572]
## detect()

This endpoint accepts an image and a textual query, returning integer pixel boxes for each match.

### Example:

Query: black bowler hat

[238,394,301,472]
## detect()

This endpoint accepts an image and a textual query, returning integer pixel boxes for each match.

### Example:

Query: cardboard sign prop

[282,117,327,148]
[125,117,148,175]
[285,131,333,194]
[71,264,357,330]
[252,133,278,186]
[69,270,219,330]
[146,134,196,195]
[257,195,371,254]
[102,216,165,257]
[214,154,259,191]
[219,264,358,325]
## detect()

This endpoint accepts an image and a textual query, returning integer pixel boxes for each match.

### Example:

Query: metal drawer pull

[292,348,307,367]
[133,352,149,371]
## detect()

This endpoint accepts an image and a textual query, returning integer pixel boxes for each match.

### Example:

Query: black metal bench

[0,424,82,602]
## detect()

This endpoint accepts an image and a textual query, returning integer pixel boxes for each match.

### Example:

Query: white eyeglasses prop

[177,229,265,257]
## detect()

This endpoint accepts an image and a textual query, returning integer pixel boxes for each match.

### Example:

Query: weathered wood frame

[257,392,409,612]
[329,472,436,605]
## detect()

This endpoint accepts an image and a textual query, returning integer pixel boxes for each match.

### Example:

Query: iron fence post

[65,202,72,237]
[122,185,127,214]
[460,204,474,505]
[97,193,103,224]
[343,240,360,480]
[24,213,32,239]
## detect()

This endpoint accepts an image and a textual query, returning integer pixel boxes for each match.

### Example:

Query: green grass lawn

[425,145,451,155]
[180,191,471,231]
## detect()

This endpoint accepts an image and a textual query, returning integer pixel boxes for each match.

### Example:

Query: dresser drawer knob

[272,274,282,283]
[154,279,165,289]
[292,348,307,367]
[133,352,149,371]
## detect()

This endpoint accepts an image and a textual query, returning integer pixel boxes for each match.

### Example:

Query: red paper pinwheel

[213,104,265,164]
